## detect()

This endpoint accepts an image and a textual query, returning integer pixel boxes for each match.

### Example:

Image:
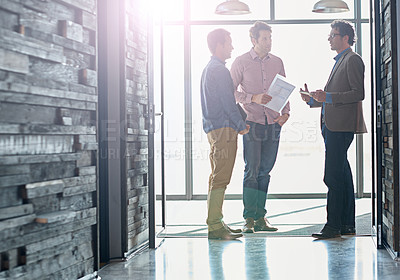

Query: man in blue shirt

[301,20,367,239]
[201,28,250,240]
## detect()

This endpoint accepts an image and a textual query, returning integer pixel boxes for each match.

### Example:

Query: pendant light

[215,0,251,15]
[312,0,349,13]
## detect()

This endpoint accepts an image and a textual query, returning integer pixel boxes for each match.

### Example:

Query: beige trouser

[206,127,238,231]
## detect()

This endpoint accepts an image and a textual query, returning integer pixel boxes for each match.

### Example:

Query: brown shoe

[208,226,243,240]
[223,222,242,233]
[242,218,255,233]
[254,217,278,232]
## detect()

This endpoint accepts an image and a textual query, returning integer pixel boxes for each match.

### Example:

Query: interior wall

[378,0,400,256]
[124,0,151,255]
[97,0,150,261]
[0,0,151,278]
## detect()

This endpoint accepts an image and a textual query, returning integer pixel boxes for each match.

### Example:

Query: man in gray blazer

[300,20,367,239]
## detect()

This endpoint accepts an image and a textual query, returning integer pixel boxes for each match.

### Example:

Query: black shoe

[312,225,341,239]
[341,225,356,235]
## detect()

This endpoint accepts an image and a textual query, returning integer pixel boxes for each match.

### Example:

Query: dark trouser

[322,124,355,230]
[242,121,281,220]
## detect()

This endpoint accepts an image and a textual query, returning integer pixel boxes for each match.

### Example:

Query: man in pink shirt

[231,21,290,233]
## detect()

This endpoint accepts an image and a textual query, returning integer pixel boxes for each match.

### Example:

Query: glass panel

[148,0,184,22]
[362,0,370,19]
[268,24,333,194]
[163,26,186,195]
[348,140,357,195]
[153,25,162,196]
[153,23,164,232]
[190,27,211,195]
[192,25,254,196]
[164,1,366,197]
[192,23,354,195]
[190,0,270,21]
[362,23,372,193]
[275,0,353,20]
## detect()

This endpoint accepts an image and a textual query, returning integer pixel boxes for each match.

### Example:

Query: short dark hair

[249,21,272,41]
[331,19,356,46]
[207,28,230,54]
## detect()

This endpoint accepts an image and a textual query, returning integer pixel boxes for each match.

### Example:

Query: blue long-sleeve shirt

[201,56,247,134]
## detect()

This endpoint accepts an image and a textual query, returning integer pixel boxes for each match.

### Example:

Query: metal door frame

[371,0,383,249]
[148,15,167,249]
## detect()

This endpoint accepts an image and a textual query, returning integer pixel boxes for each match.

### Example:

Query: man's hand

[273,114,289,127]
[312,90,326,102]
[252,93,272,105]
[300,83,311,103]
[239,124,250,135]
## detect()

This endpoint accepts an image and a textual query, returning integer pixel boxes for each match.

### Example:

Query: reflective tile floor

[158,199,372,237]
[98,236,400,280]
[99,199,400,279]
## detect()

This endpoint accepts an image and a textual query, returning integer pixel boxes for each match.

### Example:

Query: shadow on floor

[158,213,371,238]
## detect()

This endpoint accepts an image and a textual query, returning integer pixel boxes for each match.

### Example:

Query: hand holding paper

[252,93,272,105]
[263,74,295,113]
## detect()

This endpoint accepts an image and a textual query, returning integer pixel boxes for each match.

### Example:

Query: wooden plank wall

[380,0,400,254]
[0,0,98,279]
[125,0,150,254]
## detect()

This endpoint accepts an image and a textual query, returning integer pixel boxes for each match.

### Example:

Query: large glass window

[154,26,162,196]
[362,0,370,19]
[156,0,184,21]
[362,22,372,193]
[163,26,186,195]
[153,0,371,199]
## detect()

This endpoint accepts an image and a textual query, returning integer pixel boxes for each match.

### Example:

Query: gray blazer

[312,48,367,134]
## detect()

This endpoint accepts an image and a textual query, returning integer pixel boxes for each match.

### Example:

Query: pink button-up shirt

[230,48,290,125]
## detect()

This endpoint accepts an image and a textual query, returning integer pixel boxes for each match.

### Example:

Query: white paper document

[263,74,295,113]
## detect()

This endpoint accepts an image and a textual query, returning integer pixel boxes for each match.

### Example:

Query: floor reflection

[99,236,400,280]
[208,239,244,280]
[244,238,269,279]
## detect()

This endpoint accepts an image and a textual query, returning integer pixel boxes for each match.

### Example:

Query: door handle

[377,100,382,128]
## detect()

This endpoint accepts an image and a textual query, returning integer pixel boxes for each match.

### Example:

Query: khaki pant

[206,127,238,231]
